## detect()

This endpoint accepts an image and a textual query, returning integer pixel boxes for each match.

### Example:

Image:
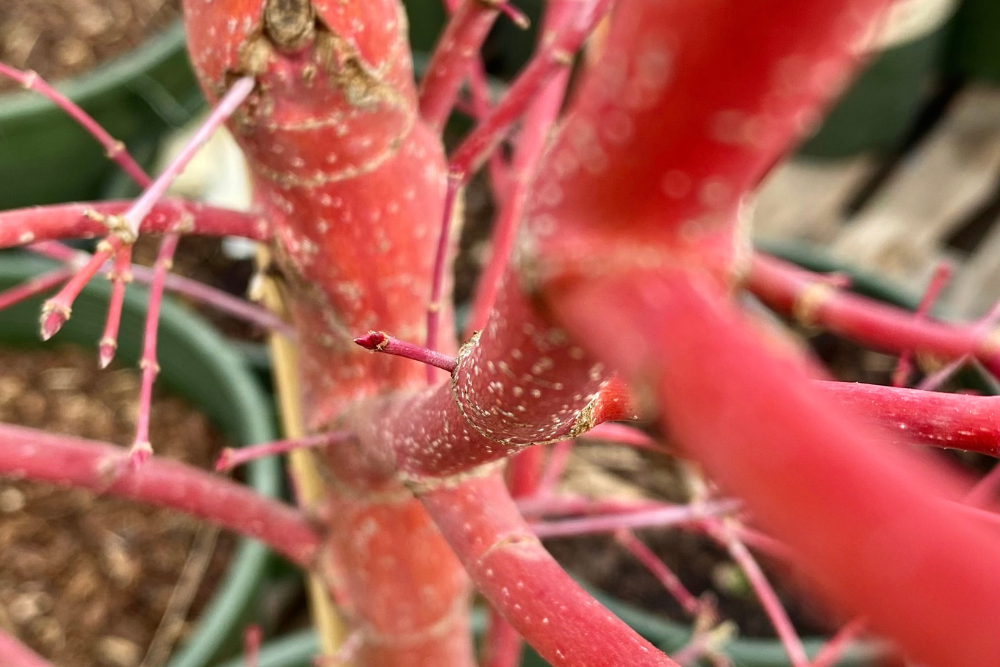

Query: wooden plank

[948,202,1000,319]
[752,155,873,243]
[832,86,1000,283]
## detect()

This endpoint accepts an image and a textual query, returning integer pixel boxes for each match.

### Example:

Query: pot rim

[0,20,188,119]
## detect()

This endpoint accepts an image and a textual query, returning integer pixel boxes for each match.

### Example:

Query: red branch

[708,521,808,667]
[615,530,701,616]
[0,200,270,247]
[0,63,149,186]
[0,423,321,568]
[129,233,181,468]
[817,381,1000,456]
[0,267,71,312]
[465,0,577,337]
[419,0,506,131]
[748,254,1000,378]
[422,474,679,667]
[28,242,294,337]
[216,431,355,472]
[532,499,739,538]
[809,618,866,667]
[551,269,1000,667]
[99,247,133,368]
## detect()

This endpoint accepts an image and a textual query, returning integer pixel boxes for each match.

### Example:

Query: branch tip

[98,338,118,369]
[39,301,69,340]
[128,441,153,472]
[355,330,389,351]
[499,2,530,28]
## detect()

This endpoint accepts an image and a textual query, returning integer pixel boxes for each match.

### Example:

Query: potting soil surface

[0,346,235,667]
[0,0,181,91]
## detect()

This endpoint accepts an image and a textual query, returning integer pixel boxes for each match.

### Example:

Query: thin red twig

[121,77,255,237]
[615,530,701,616]
[0,267,72,312]
[41,240,118,340]
[465,0,576,336]
[0,63,149,185]
[748,254,1000,379]
[216,431,356,472]
[28,242,294,337]
[517,495,665,519]
[129,234,180,469]
[355,330,458,372]
[710,521,808,667]
[535,440,574,496]
[891,262,951,387]
[531,499,739,538]
[426,0,611,356]
[809,617,866,667]
[963,463,1000,508]
[99,246,133,368]
[243,625,262,667]
[419,0,510,131]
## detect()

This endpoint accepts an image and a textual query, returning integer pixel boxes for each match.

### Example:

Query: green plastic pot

[945,0,1000,83]
[0,21,203,210]
[798,0,959,157]
[209,591,889,667]
[0,253,281,667]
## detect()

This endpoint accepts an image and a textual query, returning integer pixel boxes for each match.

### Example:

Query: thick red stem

[550,269,1000,667]
[422,474,679,667]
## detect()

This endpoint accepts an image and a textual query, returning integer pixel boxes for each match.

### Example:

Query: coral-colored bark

[507,0,1000,660]
[548,271,1000,667]
[818,381,1000,456]
[422,474,679,667]
[183,0,471,663]
[12,0,1000,665]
